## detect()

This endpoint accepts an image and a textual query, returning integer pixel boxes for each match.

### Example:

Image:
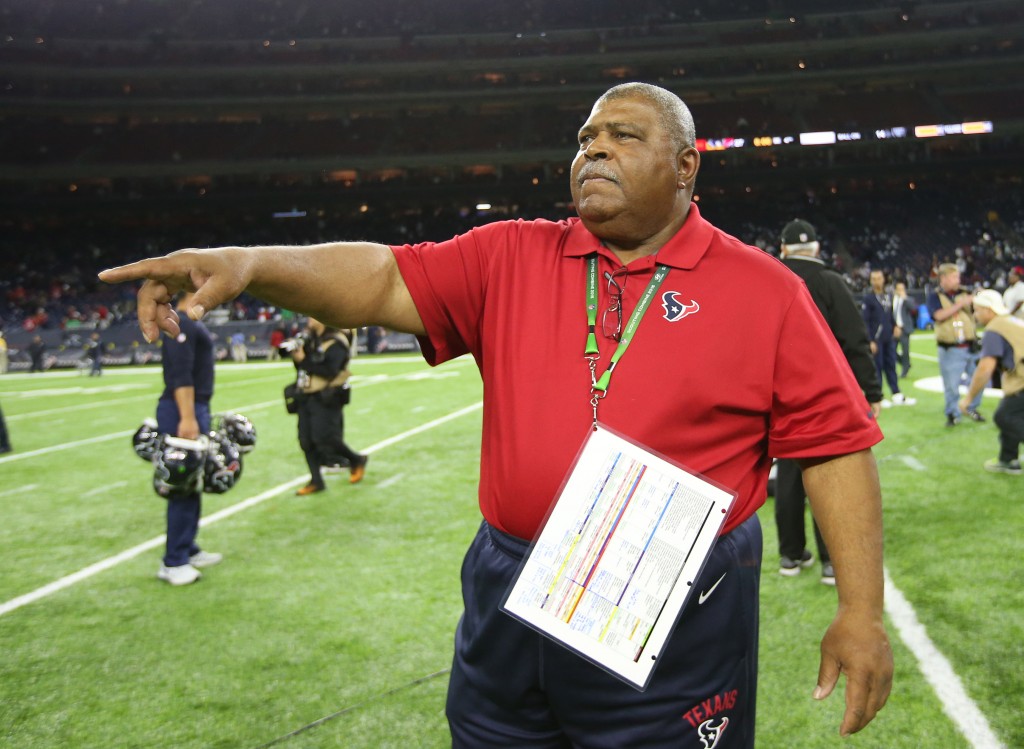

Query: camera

[278,332,308,354]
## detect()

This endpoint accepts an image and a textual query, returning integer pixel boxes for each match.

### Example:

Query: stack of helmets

[131,418,161,462]
[203,430,243,494]
[213,412,257,454]
[152,434,208,498]
[132,412,255,497]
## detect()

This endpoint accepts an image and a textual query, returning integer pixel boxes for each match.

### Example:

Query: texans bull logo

[661,291,700,322]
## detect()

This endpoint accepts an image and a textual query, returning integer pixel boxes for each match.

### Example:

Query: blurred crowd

[2,187,1022,339]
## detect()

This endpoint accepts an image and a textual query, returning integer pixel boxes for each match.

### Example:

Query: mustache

[576,164,618,185]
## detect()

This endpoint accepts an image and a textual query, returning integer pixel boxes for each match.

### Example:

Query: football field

[0,336,1019,748]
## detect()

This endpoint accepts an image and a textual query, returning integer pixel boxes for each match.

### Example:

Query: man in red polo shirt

[101,82,892,747]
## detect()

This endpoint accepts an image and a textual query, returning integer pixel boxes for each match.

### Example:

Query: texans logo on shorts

[661,291,700,322]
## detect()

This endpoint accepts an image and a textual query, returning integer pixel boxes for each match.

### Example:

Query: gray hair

[596,82,696,152]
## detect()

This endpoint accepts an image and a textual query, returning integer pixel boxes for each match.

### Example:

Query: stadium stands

[1,0,1022,366]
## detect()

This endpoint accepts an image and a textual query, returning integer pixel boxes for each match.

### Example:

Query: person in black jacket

[28,335,46,373]
[774,220,884,584]
[862,269,916,407]
[85,331,104,376]
[290,317,367,495]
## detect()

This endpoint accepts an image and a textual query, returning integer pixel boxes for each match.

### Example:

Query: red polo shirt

[391,205,881,539]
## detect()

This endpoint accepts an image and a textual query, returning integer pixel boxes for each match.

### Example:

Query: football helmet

[203,431,243,494]
[214,412,257,453]
[132,418,161,462]
[152,435,207,498]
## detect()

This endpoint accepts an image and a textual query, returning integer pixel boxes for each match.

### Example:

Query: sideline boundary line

[0,401,482,619]
[884,569,1005,749]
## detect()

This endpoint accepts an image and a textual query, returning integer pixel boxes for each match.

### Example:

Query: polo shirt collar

[563,203,714,270]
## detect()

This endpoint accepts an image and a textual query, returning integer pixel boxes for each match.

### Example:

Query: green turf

[0,337,1017,748]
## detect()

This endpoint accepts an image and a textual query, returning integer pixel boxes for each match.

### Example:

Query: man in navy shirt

[156,292,222,585]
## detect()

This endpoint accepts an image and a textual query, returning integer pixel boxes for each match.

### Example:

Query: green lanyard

[585,255,671,428]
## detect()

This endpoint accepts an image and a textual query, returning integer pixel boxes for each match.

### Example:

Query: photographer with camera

[287,318,367,495]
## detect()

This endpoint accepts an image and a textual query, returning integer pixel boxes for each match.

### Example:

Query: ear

[677,147,701,190]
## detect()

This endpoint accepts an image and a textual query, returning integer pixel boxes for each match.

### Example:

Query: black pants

[297,391,360,488]
[447,517,761,748]
[156,398,210,567]
[873,339,901,396]
[895,330,912,374]
[0,401,10,450]
[995,391,1024,463]
[773,458,830,563]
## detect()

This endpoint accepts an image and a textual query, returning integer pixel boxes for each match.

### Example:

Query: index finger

[98,257,189,288]
[99,257,196,342]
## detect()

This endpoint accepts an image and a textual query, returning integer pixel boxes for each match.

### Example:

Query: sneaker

[892,393,916,406]
[946,414,960,428]
[349,455,369,484]
[189,550,223,569]
[779,550,814,577]
[296,483,324,496]
[158,563,201,586]
[821,563,836,586]
[983,458,1022,475]
[880,399,893,409]
[966,410,985,422]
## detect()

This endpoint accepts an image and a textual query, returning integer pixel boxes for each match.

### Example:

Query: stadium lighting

[799,131,837,146]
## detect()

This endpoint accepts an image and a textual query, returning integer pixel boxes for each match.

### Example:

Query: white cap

[973,289,1009,315]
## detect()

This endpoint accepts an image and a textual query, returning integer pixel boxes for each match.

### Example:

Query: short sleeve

[162,331,196,390]
[390,225,501,365]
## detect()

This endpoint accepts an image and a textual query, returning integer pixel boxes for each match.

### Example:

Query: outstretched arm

[98,242,425,342]
[800,448,893,737]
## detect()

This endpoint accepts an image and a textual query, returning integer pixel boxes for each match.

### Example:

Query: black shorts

[446,514,762,748]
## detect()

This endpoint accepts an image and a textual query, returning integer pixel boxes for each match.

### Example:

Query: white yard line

[0,401,481,618]
[0,429,138,465]
[375,474,406,490]
[899,456,928,471]
[884,568,1005,749]
[0,483,39,498]
[0,369,468,466]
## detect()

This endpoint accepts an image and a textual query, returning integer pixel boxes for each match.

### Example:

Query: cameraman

[288,318,368,494]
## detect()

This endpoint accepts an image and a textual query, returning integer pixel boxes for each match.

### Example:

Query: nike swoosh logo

[698,572,727,605]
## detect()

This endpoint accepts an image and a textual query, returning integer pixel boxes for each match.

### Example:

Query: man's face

[974,306,994,325]
[895,283,906,297]
[570,96,697,246]
[1011,271,1021,285]
[870,271,885,292]
[940,270,960,292]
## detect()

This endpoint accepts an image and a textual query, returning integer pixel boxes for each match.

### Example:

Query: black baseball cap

[781,219,817,245]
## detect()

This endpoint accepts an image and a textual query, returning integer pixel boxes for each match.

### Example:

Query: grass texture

[0,337,1018,748]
